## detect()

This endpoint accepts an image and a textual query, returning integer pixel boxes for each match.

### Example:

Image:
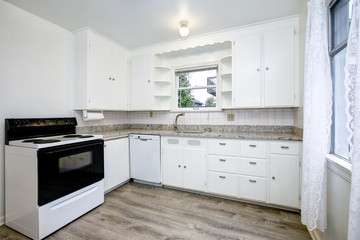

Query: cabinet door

[89,35,126,110]
[269,154,300,208]
[89,34,113,109]
[263,27,295,107]
[162,146,183,188]
[233,33,262,107]
[104,138,130,193]
[183,148,206,191]
[130,54,153,110]
[107,46,128,110]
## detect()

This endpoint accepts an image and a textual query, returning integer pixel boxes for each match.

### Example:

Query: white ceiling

[5,0,305,49]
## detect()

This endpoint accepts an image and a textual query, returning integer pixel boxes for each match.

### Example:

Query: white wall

[0,0,74,224]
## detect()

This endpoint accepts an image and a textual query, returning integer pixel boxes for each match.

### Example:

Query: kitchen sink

[172,131,205,134]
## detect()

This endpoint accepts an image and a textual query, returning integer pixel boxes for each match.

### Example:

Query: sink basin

[173,131,205,134]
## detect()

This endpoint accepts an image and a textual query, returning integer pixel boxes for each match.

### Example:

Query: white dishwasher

[129,134,161,185]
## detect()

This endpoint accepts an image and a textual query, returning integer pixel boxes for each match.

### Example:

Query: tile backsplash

[75,108,300,127]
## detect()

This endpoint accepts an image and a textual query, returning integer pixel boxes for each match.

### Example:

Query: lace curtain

[345,0,360,239]
[301,0,332,232]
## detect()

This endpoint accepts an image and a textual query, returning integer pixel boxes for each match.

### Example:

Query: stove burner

[22,139,43,143]
[79,135,93,138]
[33,139,61,144]
[63,134,82,138]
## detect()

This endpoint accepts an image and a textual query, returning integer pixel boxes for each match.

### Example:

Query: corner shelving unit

[153,66,173,110]
[220,55,233,108]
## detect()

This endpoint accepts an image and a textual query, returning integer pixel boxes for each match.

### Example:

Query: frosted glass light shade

[179,21,190,37]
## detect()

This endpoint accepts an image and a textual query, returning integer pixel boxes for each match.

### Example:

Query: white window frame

[171,62,221,112]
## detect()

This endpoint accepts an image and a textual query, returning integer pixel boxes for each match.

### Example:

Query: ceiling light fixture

[179,20,190,37]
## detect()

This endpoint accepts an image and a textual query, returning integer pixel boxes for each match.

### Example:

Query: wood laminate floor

[0,183,311,240]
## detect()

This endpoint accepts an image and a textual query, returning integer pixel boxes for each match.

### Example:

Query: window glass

[329,0,352,161]
[332,48,349,159]
[330,0,351,50]
[175,66,217,109]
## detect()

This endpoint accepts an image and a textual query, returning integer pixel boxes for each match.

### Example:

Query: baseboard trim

[0,215,5,226]
[309,229,323,240]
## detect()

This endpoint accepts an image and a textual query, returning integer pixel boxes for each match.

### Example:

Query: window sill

[171,108,223,113]
[326,154,352,182]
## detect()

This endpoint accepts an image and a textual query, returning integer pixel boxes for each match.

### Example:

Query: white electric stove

[5,118,105,240]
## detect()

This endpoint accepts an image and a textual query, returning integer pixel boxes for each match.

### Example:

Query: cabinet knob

[184,166,187,168]
[148,80,151,82]
[272,176,276,180]
[266,67,269,70]
[178,165,181,168]
[109,77,112,80]
[112,78,115,81]
[257,68,260,71]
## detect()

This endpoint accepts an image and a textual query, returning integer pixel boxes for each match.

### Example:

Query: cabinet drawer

[208,172,238,197]
[208,155,239,174]
[240,141,267,158]
[270,141,300,155]
[208,139,239,156]
[239,158,267,177]
[239,175,266,202]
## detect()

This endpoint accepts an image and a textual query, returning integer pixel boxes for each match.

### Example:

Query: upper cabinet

[73,29,129,111]
[233,23,299,108]
[130,53,154,110]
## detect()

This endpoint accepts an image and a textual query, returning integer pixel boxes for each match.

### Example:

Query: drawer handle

[219,176,226,179]
[219,143,226,146]
[249,161,257,165]
[249,179,257,183]
[219,159,226,162]
[249,144,257,148]
[281,146,290,149]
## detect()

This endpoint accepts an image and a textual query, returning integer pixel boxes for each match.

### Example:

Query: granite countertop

[77,124,303,141]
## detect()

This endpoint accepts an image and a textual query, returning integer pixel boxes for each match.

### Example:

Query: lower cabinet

[161,136,302,209]
[239,175,267,201]
[208,172,238,197]
[269,154,300,208]
[162,137,206,192]
[268,141,301,208]
[104,137,130,193]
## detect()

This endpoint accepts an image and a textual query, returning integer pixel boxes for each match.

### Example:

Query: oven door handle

[40,141,103,155]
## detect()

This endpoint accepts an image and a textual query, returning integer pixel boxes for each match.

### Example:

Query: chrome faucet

[174,113,185,131]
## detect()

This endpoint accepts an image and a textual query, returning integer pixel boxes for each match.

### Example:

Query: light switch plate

[227,114,234,121]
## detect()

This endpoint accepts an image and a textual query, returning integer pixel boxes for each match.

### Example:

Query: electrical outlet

[150,111,153,118]
[227,114,234,121]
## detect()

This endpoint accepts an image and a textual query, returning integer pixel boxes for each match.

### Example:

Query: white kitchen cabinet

[207,138,240,197]
[239,140,267,202]
[130,53,154,110]
[233,33,262,107]
[104,137,130,193]
[269,141,301,208]
[162,146,183,188]
[73,29,129,110]
[233,25,298,108]
[162,137,207,192]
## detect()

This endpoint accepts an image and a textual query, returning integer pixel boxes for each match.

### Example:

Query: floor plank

[0,183,311,240]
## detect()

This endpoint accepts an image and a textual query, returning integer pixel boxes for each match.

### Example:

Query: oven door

[37,139,104,206]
